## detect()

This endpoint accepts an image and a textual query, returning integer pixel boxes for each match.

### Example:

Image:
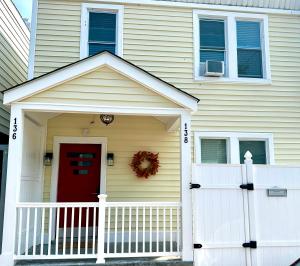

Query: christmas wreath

[130,151,159,178]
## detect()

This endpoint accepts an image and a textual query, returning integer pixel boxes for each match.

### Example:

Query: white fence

[15,199,181,261]
[192,153,300,266]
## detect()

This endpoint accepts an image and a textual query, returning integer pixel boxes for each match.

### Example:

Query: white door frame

[50,136,107,203]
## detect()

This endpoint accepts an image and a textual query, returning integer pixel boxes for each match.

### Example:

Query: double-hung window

[80,4,123,59]
[194,10,270,83]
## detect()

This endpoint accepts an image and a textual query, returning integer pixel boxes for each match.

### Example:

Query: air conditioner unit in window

[204,60,224,77]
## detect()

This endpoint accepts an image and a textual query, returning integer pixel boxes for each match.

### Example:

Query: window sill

[194,76,272,85]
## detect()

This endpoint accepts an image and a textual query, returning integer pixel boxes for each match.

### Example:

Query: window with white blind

[80,3,123,59]
[195,132,274,164]
[193,10,271,83]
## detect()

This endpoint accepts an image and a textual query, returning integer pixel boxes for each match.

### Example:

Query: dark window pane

[200,20,225,49]
[201,139,227,164]
[70,161,93,167]
[89,12,116,42]
[89,43,115,56]
[237,49,262,78]
[237,21,261,49]
[67,152,95,158]
[200,50,225,62]
[73,169,89,175]
[239,141,266,164]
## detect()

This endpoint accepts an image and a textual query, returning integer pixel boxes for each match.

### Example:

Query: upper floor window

[193,10,271,84]
[80,3,123,59]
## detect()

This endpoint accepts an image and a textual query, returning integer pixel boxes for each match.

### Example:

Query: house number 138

[12,117,17,140]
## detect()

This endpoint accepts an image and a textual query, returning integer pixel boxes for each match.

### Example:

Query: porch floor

[16,257,192,266]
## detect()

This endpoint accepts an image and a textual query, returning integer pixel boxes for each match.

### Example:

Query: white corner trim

[28,0,38,80]
[50,136,108,204]
[194,131,275,165]
[80,3,124,59]
[4,52,198,111]
[193,9,271,83]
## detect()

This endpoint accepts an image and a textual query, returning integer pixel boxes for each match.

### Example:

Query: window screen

[239,140,266,164]
[88,12,116,56]
[201,139,227,164]
[237,21,263,78]
[199,19,226,75]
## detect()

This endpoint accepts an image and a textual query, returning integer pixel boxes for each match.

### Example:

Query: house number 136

[184,123,188,143]
[12,117,17,139]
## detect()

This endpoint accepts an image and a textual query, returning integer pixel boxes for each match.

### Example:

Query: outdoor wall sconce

[107,153,114,166]
[100,114,114,126]
[44,152,53,166]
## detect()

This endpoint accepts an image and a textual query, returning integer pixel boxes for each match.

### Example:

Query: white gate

[192,153,300,266]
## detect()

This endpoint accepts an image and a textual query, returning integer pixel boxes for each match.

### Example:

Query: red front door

[57,143,101,227]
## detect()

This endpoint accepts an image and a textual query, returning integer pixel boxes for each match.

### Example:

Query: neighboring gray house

[0,0,29,143]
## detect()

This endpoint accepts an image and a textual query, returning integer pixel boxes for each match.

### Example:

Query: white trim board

[50,136,107,204]
[80,3,124,59]
[28,0,38,80]
[194,131,275,165]
[4,52,198,112]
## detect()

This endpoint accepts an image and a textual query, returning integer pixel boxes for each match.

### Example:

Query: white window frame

[194,132,274,164]
[193,10,271,84]
[80,3,124,59]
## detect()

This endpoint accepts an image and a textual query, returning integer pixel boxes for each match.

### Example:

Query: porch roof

[3,51,199,112]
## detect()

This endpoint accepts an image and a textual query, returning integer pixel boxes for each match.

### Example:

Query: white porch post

[96,194,107,263]
[0,104,24,266]
[180,112,193,261]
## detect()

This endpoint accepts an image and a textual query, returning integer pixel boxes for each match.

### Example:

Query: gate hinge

[194,243,202,249]
[243,241,257,249]
[240,183,254,190]
[190,183,201,189]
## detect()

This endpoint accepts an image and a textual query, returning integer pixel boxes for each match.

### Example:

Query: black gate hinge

[194,243,202,249]
[243,241,257,249]
[190,183,201,189]
[240,183,254,190]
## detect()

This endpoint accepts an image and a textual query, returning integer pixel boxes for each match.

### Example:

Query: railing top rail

[16,201,181,208]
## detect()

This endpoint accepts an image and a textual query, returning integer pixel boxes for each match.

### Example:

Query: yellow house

[1,0,300,265]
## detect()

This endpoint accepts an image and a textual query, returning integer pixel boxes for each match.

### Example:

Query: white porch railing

[15,197,181,261]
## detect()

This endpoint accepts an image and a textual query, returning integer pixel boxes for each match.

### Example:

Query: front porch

[2,52,199,265]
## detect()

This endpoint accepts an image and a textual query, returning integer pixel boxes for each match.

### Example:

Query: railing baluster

[92,207,96,254]
[55,207,60,255]
[121,207,125,254]
[107,207,111,254]
[135,207,138,253]
[33,208,37,255]
[48,208,52,255]
[78,207,82,254]
[41,208,45,255]
[177,206,180,252]
[114,207,118,253]
[71,207,74,255]
[142,206,145,253]
[85,207,89,255]
[17,208,23,255]
[156,207,159,252]
[128,207,132,253]
[163,207,166,253]
[149,207,152,253]
[170,208,173,252]
[63,207,67,255]
[25,208,30,255]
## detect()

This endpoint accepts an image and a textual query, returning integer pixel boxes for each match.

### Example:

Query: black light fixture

[100,114,114,126]
[44,153,53,166]
[107,153,114,166]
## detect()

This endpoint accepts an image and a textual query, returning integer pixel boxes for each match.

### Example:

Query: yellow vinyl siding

[34,1,300,165]
[25,66,180,108]
[43,114,180,202]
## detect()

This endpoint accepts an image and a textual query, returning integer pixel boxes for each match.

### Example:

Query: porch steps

[16,257,193,266]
